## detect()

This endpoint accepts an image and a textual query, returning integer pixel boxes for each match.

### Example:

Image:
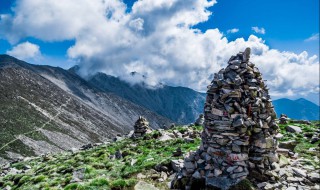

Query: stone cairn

[133,116,151,138]
[173,48,279,189]
[279,113,288,124]
[195,114,205,126]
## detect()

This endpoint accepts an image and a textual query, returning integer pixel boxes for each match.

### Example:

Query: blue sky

[0,0,319,104]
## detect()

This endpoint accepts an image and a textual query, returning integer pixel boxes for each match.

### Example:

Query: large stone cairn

[133,116,151,138]
[177,48,279,189]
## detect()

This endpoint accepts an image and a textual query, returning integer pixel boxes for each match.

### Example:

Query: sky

[0,0,319,105]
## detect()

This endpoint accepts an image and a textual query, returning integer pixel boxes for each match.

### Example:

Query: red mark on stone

[227,154,240,162]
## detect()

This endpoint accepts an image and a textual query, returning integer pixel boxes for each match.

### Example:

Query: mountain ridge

[0,54,172,164]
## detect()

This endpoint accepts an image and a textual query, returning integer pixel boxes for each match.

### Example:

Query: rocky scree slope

[0,55,171,164]
[0,121,319,190]
[85,72,206,124]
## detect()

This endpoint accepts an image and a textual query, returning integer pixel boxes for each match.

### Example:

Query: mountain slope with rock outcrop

[86,72,206,124]
[0,54,172,164]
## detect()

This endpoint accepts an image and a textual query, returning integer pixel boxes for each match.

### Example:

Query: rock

[3,186,11,190]
[137,173,146,179]
[264,183,274,190]
[308,172,320,183]
[214,169,222,177]
[192,171,201,179]
[286,125,302,133]
[171,159,184,172]
[184,137,194,143]
[134,181,159,190]
[279,155,290,167]
[292,168,307,178]
[195,114,205,126]
[159,133,173,141]
[277,148,290,156]
[70,168,85,183]
[257,182,267,188]
[286,187,296,190]
[206,177,235,190]
[172,147,183,157]
[115,150,122,159]
[279,140,298,151]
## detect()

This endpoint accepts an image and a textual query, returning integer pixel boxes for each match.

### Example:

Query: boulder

[134,181,159,190]
[286,125,302,133]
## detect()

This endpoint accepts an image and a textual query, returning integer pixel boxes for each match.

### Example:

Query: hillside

[0,122,319,190]
[0,55,172,164]
[86,73,206,124]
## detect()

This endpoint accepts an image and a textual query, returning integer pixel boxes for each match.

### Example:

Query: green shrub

[90,178,109,186]
[33,175,47,183]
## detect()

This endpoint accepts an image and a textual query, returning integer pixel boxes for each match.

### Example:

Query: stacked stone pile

[195,114,205,126]
[174,48,280,189]
[133,116,151,138]
[279,114,288,124]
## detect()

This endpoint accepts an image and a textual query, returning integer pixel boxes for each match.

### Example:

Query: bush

[90,178,109,186]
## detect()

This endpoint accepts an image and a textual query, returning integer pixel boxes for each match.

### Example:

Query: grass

[1,121,319,190]
[0,126,202,190]
[278,121,320,166]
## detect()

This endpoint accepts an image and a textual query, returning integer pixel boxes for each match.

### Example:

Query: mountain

[273,98,319,120]
[87,72,206,124]
[0,55,171,164]
[83,71,319,122]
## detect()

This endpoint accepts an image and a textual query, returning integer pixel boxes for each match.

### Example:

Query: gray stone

[308,172,320,183]
[192,171,201,179]
[279,140,298,151]
[286,125,302,133]
[292,168,307,178]
[206,177,236,190]
[257,182,267,188]
[134,181,159,190]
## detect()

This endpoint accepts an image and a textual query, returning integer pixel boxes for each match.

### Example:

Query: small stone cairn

[279,113,288,124]
[195,114,205,126]
[133,116,151,138]
[173,48,280,189]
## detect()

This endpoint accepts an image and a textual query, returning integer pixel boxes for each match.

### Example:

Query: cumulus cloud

[227,28,239,34]
[251,26,266,34]
[305,33,319,42]
[0,0,318,101]
[6,41,41,60]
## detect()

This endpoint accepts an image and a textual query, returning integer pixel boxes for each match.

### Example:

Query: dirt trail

[0,96,72,151]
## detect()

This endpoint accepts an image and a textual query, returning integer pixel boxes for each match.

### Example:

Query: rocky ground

[0,121,319,190]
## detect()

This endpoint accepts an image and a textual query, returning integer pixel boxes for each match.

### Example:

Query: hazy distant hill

[273,98,319,120]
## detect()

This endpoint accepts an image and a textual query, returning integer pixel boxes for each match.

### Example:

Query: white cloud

[305,33,319,42]
[0,0,319,101]
[227,28,239,34]
[251,26,266,34]
[6,41,41,60]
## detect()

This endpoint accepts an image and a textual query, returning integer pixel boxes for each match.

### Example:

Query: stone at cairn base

[172,48,279,190]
